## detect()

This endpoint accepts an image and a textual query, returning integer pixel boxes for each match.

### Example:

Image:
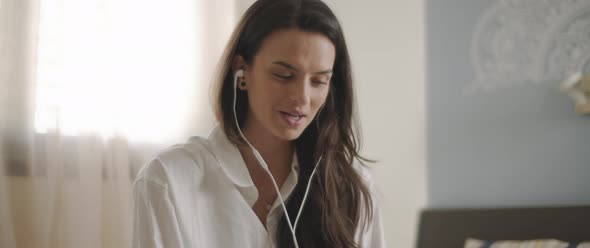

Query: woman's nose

[288,79,311,105]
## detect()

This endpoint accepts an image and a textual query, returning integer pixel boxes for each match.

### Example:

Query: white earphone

[234,69,244,83]
[232,69,322,248]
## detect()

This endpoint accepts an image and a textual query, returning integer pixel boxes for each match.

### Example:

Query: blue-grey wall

[426,0,590,208]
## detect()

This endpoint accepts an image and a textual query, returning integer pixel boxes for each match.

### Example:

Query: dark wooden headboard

[416,206,590,248]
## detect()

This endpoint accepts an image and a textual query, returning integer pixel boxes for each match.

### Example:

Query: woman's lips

[279,111,305,127]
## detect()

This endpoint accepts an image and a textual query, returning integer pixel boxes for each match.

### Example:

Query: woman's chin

[271,116,308,141]
[272,124,306,141]
[275,128,302,141]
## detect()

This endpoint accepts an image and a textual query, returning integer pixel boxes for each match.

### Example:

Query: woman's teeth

[283,112,301,118]
[280,112,304,126]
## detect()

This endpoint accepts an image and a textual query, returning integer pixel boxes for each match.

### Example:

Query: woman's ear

[232,55,249,90]
[232,55,247,76]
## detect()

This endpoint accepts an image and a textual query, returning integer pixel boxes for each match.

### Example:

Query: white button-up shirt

[132,126,386,248]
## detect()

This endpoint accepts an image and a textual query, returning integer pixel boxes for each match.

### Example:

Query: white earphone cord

[233,70,322,248]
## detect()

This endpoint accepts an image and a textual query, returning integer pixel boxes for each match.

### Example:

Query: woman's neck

[239,119,294,173]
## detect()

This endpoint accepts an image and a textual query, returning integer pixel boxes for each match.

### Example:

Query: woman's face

[236,28,335,141]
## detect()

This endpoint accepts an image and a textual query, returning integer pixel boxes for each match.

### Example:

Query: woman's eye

[313,81,328,85]
[273,73,292,79]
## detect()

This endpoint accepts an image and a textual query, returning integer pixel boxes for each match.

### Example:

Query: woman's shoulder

[352,159,373,182]
[352,158,383,200]
[134,134,217,188]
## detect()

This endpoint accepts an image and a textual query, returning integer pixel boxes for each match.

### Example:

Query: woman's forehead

[254,29,336,72]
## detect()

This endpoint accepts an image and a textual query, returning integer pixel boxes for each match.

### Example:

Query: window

[34,0,200,143]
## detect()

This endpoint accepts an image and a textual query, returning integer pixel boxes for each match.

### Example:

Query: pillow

[464,238,574,248]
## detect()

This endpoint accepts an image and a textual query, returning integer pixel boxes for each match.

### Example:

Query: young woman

[132,0,386,247]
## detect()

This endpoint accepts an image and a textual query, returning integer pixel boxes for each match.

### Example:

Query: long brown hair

[213,0,374,247]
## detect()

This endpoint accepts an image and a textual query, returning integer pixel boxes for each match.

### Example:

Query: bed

[416,205,590,248]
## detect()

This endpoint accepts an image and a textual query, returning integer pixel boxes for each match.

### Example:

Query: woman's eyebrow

[272,61,333,75]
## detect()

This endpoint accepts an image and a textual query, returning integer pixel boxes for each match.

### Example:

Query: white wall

[324,1,426,247]
[236,1,427,247]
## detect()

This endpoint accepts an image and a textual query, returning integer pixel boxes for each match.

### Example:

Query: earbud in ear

[235,69,244,78]
[235,69,246,89]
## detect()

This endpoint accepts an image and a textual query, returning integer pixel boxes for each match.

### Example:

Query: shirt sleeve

[355,163,388,248]
[361,198,387,248]
[132,177,184,248]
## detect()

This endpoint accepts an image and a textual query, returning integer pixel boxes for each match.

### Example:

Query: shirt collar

[207,125,299,188]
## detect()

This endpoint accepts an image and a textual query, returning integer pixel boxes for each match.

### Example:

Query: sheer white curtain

[0,0,237,247]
